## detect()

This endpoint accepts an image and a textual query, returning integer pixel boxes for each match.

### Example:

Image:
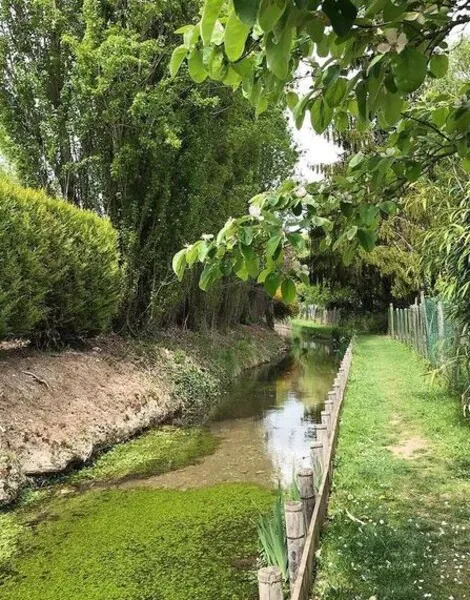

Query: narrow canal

[0,327,342,600]
[139,329,340,490]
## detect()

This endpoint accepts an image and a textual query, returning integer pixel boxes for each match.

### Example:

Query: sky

[290,62,343,182]
[291,113,343,181]
[292,24,470,182]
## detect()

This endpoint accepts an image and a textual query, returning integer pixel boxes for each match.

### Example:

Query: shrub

[0,178,121,340]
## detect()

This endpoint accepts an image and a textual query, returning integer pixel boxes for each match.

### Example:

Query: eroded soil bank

[0,325,286,505]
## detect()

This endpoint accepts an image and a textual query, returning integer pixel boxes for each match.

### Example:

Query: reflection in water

[215,334,338,486]
[142,331,339,490]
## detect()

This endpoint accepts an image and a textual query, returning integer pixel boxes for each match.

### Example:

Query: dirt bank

[0,325,286,505]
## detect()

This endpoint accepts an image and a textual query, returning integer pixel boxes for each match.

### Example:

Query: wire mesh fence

[389,293,459,369]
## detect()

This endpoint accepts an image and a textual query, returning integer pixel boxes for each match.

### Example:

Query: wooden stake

[310,441,324,478]
[297,468,315,525]
[258,567,284,600]
[285,501,306,590]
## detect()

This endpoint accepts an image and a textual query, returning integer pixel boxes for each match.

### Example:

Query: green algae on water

[0,484,274,600]
[67,425,218,484]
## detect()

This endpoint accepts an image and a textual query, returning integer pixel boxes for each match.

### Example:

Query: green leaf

[322,0,358,37]
[462,158,470,173]
[349,151,364,170]
[240,243,256,261]
[360,204,379,227]
[405,162,422,181]
[172,248,187,280]
[175,25,194,35]
[234,0,261,26]
[224,66,242,88]
[188,49,208,83]
[201,0,225,45]
[266,233,283,256]
[325,77,347,107]
[357,229,377,252]
[169,45,188,78]
[286,91,299,110]
[380,200,398,215]
[199,263,223,291]
[211,21,225,45]
[281,278,297,303]
[264,271,282,296]
[292,91,313,129]
[259,0,286,32]
[225,10,251,61]
[257,268,270,283]
[335,110,349,131]
[186,242,202,266]
[429,54,449,79]
[316,33,330,57]
[287,232,306,251]
[364,0,387,17]
[310,97,333,134]
[185,24,201,49]
[305,17,324,42]
[206,46,227,80]
[383,90,403,126]
[266,26,294,80]
[432,106,448,128]
[392,48,427,94]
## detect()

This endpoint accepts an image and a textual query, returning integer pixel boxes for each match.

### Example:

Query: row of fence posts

[389,292,445,362]
[257,342,353,600]
[300,304,341,326]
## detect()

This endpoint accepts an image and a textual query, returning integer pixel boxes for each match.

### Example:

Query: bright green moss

[0,513,23,572]
[68,426,217,484]
[0,484,273,600]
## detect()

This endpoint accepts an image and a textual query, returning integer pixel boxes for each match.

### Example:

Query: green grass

[67,426,217,484]
[290,319,339,338]
[313,336,470,600]
[0,484,273,600]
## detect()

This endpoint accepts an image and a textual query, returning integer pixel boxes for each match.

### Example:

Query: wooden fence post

[258,567,284,600]
[420,291,429,359]
[389,303,394,338]
[437,301,445,363]
[310,441,324,479]
[297,468,315,525]
[285,501,306,591]
[325,399,334,422]
[413,304,419,352]
[321,410,331,436]
[315,424,329,464]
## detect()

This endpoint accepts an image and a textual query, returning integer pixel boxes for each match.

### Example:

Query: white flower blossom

[295,186,307,199]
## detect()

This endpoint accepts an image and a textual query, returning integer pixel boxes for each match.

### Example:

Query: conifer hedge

[0,179,121,340]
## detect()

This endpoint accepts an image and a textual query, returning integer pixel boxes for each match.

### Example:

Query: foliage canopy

[172,0,470,304]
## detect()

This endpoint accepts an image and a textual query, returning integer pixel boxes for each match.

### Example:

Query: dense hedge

[0,179,121,340]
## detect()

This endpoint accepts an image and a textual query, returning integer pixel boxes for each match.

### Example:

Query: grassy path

[313,336,470,600]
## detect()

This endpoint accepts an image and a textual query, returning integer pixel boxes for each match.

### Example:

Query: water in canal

[147,329,340,490]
